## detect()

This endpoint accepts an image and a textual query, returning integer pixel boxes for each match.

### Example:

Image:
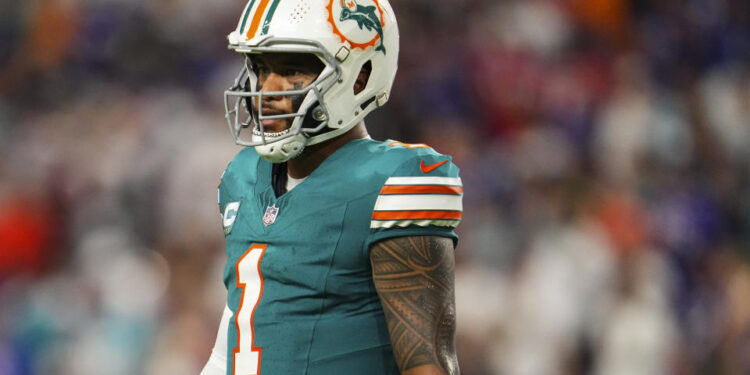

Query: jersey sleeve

[217,148,257,236]
[217,169,227,228]
[365,147,463,250]
[217,166,237,236]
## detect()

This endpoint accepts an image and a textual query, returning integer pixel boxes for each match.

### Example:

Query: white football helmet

[224,0,399,163]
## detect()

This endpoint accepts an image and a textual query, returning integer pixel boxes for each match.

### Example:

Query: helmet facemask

[224,39,342,162]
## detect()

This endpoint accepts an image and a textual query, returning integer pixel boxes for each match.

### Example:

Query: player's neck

[286,122,369,179]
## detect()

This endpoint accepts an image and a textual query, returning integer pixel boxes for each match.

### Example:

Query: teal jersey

[217,138,463,375]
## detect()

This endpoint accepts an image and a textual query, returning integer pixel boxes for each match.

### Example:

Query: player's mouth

[262,118,283,128]
[257,107,290,133]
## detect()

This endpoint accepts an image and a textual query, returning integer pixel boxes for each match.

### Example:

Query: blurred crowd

[1,0,748,374]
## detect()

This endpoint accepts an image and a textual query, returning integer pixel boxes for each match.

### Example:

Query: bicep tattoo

[370,236,459,374]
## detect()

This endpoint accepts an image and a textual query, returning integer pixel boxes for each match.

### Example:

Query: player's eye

[283,68,304,77]
[256,64,269,75]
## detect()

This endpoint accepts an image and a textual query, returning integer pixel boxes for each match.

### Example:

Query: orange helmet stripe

[246,0,271,40]
[239,0,256,36]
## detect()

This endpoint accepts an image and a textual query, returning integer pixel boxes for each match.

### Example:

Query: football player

[202,0,462,374]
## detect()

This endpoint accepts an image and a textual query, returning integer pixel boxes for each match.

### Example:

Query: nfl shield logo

[262,204,279,226]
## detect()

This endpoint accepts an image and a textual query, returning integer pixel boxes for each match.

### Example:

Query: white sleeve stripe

[385,176,462,186]
[370,219,461,229]
[373,194,463,211]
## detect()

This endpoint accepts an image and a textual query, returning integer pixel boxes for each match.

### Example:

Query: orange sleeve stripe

[379,185,464,195]
[246,0,270,39]
[388,141,431,149]
[372,210,463,220]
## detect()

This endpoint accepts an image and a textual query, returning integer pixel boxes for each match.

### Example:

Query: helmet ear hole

[353,60,372,95]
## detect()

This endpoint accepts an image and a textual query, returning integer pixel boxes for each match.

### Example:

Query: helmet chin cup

[253,132,307,163]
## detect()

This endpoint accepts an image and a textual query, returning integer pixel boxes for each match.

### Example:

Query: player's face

[249,53,324,133]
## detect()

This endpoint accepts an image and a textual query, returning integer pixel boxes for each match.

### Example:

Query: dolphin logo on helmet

[339,0,386,54]
[327,0,387,54]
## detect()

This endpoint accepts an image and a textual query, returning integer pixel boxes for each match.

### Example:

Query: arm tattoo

[370,236,459,374]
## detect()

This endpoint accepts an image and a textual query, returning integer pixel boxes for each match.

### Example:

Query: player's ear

[353,61,372,95]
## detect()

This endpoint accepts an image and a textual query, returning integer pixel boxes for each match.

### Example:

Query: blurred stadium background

[1,0,748,374]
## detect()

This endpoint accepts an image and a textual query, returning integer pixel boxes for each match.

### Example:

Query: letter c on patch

[223,201,241,228]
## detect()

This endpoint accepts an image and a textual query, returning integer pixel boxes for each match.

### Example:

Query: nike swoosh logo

[420,160,449,173]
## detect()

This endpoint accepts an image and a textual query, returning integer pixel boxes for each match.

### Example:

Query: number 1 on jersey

[234,244,266,375]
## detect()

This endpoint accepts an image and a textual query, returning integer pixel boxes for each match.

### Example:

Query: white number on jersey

[233,244,266,375]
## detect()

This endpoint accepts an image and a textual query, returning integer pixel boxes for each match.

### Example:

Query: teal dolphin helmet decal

[333,0,387,54]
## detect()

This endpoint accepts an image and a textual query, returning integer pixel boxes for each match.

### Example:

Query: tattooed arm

[370,236,459,375]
